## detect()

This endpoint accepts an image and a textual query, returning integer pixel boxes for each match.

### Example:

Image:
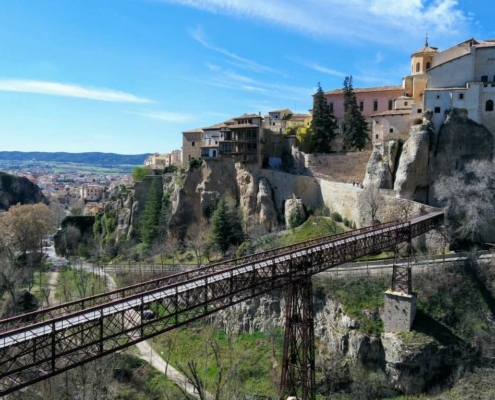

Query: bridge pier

[279,276,316,400]
[383,240,417,332]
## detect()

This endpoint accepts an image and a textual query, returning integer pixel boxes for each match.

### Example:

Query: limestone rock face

[284,197,306,228]
[381,333,461,394]
[256,177,278,231]
[0,172,47,211]
[427,108,493,205]
[387,140,399,174]
[363,144,393,189]
[394,121,433,201]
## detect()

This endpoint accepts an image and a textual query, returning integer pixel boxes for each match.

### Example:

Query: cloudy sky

[0,0,491,154]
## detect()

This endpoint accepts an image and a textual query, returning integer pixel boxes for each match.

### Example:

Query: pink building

[324,85,405,120]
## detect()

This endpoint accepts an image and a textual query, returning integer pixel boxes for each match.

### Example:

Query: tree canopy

[132,166,149,182]
[310,83,337,153]
[211,198,244,254]
[342,76,370,150]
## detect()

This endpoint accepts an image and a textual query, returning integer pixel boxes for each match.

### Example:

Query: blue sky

[0,0,492,154]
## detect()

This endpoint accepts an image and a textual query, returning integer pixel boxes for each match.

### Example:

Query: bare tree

[435,160,495,245]
[361,182,382,225]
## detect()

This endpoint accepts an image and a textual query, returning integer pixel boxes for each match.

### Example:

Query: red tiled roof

[232,113,262,120]
[324,85,403,95]
[182,127,204,134]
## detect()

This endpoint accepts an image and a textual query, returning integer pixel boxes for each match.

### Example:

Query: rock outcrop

[427,108,493,205]
[394,120,433,202]
[363,144,393,189]
[0,172,47,211]
[256,177,278,230]
[284,197,306,228]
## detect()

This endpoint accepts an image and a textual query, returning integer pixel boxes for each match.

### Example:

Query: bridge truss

[0,212,443,396]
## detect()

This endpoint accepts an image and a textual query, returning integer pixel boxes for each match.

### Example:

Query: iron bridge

[0,211,443,397]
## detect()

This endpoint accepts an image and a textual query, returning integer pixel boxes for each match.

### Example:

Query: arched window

[416,62,420,72]
[426,62,431,69]
[486,100,494,112]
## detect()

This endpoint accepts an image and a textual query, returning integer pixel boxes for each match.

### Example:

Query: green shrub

[343,218,350,227]
[289,210,302,229]
[332,211,343,222]
[189,157,203,171]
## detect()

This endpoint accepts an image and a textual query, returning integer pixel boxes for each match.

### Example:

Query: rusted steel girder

[0,212,444,396]
[280,276,316,400]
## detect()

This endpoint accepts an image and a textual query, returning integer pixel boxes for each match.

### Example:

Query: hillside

[0,172,47,210]
[0,151,151,166]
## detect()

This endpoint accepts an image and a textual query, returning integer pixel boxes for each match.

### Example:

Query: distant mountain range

[0,151,151,166]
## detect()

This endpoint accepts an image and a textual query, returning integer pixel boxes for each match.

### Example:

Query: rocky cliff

[211,287,466,396]
[0,172,47,211]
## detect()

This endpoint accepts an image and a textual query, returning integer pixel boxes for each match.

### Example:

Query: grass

[280,216,343,246]
[315,275,389,335]
[55,267,108,302]
[110,353,186,400]
[150,325,285,398]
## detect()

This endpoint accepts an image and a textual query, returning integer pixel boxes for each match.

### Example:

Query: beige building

[80,184,105,202]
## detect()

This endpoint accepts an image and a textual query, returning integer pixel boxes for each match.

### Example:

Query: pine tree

[211,197,245,254]
[141,179,162,248]
[342,76,370,150]
[211,198,232,254]
[310,83,336,153]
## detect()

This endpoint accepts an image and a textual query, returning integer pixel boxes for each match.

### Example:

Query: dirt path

[45,271,59,307]
[135,340,210,399]
[82,262,208,399]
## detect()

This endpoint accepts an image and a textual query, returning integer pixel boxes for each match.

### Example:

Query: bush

[332,211,343,222]
[189,157,202,171]
[289,210,302,229]
[343,218,350,227]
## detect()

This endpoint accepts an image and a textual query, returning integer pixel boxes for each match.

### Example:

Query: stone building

[181,128,203,164]
[219,113,262,164]
[80,184,105,202]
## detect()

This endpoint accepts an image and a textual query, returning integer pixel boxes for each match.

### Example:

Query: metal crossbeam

[0,212,443,395]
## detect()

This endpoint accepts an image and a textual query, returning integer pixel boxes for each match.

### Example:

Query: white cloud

[189,26,276,73]
[129,111,194,122]
[0,80,152,103]
[162,0,468,46]
[205,62,222,72]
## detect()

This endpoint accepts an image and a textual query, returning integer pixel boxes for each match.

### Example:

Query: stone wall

[260,170,438,228]
[303,151,371,183]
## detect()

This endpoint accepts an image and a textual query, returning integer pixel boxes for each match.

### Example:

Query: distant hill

[0,152,151,166]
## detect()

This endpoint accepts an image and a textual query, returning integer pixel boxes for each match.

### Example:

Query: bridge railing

[0,211,439,333]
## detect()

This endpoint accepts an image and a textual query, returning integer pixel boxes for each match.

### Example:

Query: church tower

[403,38,438,103]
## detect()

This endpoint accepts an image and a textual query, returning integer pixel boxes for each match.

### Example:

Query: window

[329,102,334,113]
[208,139,211,145]
[215,141,218,145]
[459,93,464,100]
[375,134,378,139]
[192,141,195,146]
[416,62,420,72]
[404,102,408,106]
[426,62,431,69]
[388,100,393,110]
[481,76,488,82]
[373,100,378,111]
[434,107,441,113]
[486,100,494,112]
[436,95,440,99]
[359,101,364,112]
[389,128,393,133]
[417,109,422,113]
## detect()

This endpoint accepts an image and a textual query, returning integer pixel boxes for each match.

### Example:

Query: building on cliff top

[324,37,495,150]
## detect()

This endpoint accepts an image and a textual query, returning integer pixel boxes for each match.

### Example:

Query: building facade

[80,184,105,202]
[181,128,203,164]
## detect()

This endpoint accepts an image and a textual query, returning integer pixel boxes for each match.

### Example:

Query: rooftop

[232,113,262,120]
[268,109,292,114]
[324,85,403,95]
[182,127,204,134]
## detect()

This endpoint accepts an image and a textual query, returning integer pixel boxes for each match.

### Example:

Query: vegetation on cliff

[310,83,337,153]
[342,75,370,151]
